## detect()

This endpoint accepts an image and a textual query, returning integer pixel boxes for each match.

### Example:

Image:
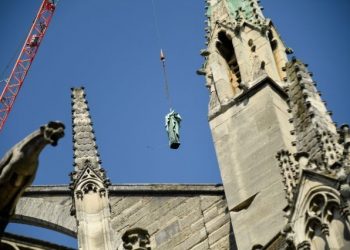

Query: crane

[0,0,56,131]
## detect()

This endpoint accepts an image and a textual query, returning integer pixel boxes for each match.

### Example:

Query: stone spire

[71,87,103,173]
[285,59,343,171]
[69,87,113,250]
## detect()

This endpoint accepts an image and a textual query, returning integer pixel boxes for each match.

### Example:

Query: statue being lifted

[0,121,65,235]
[165,109,182,149]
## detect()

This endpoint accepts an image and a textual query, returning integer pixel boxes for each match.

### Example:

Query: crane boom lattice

[0,0,56,131]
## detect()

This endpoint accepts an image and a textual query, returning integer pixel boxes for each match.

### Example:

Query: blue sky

[1,0,350,248]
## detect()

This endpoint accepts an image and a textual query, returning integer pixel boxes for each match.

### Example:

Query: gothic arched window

[302,190,350,249]
[216,31,241,94]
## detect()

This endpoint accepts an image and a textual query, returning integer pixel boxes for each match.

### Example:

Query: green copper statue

[165,109,182,149]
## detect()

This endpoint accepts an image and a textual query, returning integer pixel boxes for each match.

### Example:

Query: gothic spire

[285,58,343,169]
[71,87,101,171]
[69,88,113,250]
[70,87,109,190]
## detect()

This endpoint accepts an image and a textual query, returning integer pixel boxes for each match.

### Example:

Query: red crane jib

[0,0,56,131]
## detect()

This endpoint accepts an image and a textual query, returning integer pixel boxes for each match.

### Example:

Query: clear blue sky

[1,0,349,248]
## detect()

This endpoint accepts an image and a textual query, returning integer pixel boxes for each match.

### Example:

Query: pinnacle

[71,87,102,172]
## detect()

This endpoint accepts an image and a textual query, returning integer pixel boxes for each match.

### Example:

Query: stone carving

[122,228,151,250]
[284,185,350,249]
[281,223,295,249]
[339,124,350,171]
[165,110,182,149]
[339,124,350,146]
[276,150,299,206]
[303,191,350,248]
[319,130,342,170]
[0,121,65,234]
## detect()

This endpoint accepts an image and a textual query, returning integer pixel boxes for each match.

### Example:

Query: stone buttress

[198,0,295,248]
[69,87,113,250]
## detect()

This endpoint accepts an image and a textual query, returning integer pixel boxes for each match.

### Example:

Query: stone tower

[69,87,114,250]
[198,0,296,248]
[199,0,350,249]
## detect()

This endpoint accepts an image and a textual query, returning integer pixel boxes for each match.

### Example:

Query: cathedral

[1,0,350,249]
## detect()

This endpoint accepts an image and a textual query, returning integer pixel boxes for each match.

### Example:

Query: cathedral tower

[199,0,350,249]
[198,0,295,248]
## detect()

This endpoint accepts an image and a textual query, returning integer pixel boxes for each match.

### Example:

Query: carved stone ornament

[281,222,295,248]
[0,121,65,234]
[122,228,151,250]
[276,150,299,206]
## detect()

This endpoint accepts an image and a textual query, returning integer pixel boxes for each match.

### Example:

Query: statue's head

[122,228,151,250]
[40,121,65,146]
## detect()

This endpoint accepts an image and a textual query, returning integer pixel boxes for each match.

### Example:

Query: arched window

[216,31,241,94]
[302,190,350,249]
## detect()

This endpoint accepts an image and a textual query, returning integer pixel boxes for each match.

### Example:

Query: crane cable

[151,0,173,110]
[160,49,173,110]
[151,0,181,149]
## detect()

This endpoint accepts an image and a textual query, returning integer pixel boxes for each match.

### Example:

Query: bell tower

[198,0,295,248]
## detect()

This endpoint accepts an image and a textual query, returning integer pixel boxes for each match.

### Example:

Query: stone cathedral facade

[1,0,350,249]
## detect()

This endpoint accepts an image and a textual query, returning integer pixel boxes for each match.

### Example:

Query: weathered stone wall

[13,186,76,237]
[109,185,236,250]
[209,80,294,249]
[12,185,234,249]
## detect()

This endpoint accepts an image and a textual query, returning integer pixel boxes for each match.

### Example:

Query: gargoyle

[0,121,65,234]
[122,228,151,250]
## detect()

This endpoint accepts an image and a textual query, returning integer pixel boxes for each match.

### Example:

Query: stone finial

[122,228,151,250]
[339,124,350,148]
[294,152,309,169]
[276,150,299,205]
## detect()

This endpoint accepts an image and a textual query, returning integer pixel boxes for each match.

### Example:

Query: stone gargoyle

[0,121,65,234]
[122,228,151,250]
